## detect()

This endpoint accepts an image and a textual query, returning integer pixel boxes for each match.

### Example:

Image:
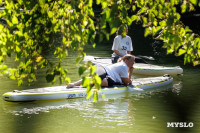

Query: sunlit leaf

[189,0,198,5]
[110,27,117,35]
[193,61,200,66]
[144,27,151,37]
[102,2,108,9]
[131,15,138,21]
[90,65,96,75]
[132,5,136,11]
[48,11,53,18]
[82,77,90,88]
[15,46,21,52]
[96,0,101,5]
[12,16,18,24]
[93,90,98,102]
[18,79,23,86]
[86,90,93,99]
[178,48,186,56]
[36,56,43,62]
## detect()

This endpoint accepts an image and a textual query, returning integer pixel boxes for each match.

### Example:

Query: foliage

[0,0,200,98]
[79,61,102,101]
[96,0,200,66]
[0,0,96,86]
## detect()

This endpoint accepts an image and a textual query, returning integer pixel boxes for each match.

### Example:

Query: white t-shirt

[103,61,129,83]
[112,35,133,56]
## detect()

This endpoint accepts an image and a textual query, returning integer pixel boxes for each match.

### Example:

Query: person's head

[116,24,128,37]
[121,54,135,68]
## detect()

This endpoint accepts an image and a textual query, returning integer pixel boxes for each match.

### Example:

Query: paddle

[136,55,155,61]
[94,55,154,61]
[94,55,155,64]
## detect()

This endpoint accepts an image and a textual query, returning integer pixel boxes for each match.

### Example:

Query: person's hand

[129,66,134,73]
[66,83,75,88]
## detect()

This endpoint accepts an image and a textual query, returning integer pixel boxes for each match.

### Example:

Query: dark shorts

[111,56,120,64]
[96,65,121,86]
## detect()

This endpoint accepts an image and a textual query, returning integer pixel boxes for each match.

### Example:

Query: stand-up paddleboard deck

[2,75,173,102]
[84,56,183,76]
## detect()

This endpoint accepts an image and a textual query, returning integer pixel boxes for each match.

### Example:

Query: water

[1,42,200,133]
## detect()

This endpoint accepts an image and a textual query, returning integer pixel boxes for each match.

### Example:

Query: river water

[0,36,200,133]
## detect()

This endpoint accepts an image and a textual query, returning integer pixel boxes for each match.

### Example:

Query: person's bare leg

[101,78,108,87]
[66,80,82,88]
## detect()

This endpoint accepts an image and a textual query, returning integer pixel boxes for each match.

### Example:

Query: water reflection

[3,76,199,133]
[171,76,183,95]
[3,84,172,120]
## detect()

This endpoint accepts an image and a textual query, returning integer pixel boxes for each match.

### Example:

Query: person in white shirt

[112,25,133,63]
[66,54,135,88]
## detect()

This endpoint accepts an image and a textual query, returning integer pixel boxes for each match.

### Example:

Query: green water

[0,43,200,133]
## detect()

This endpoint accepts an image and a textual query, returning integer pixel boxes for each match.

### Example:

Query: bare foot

[66,83,75,88]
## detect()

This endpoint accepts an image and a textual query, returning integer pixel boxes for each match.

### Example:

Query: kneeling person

[66,54,135,88]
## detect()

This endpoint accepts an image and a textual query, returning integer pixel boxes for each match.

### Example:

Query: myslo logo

[167,122,194,127]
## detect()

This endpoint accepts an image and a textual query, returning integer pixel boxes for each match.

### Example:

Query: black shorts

[111,56,120,64]
[96,65,121,86]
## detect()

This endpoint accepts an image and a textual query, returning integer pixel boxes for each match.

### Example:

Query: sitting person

[66,54,135,88]
[111,25,133,63]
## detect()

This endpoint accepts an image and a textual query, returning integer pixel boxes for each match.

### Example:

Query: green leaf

[48,11,53,18]
[102,2,108,9]
[90,65,96,75]
[76,56,84,64]
[132,5,136,11]
[46,74,55,82]
[16,45,21,52]
[105,8,110,19]
[54,70,60,75]
[110,27,117,35]
[86,90,93,99]
[94,74,101,86]
[159,20,166,27]
[185,26,192,33]
[144,27,151,37]
[12,16,18,24]
[193,60,200,66]
[189,0,198,5]
[88,0,93,7]
[92,43,96,48]
[78,66,87,76]
[171,0,175,6]
[82,77,91,88]
[65,77,71,83]
[93,90,98,102]
[181,3,187,13]
[18,79,23,86]
[131,15,138,21]
[96,0,101,5]
[178,48,186,56]
[142,17,147,25]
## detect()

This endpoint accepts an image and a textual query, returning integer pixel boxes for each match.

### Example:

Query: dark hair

[116,24,128,37]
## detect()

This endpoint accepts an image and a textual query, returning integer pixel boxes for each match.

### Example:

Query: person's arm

[113,50,124,57]
[126,36,133,54]
[121,77,132,84]
[66,79,82,88]
[127,51,131,54]
[121,67,133,85]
